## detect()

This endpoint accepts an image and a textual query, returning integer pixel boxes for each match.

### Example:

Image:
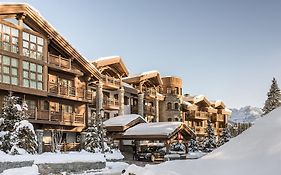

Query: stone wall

[0,161,34,173]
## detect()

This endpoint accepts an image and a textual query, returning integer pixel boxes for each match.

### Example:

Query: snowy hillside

[229,106,262,123]
[124,107,281,175]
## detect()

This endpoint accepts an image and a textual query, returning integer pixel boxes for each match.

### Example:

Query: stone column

[35,129,44,154]
[118,87,125,116]
[96,81,103,113]
[138,93,144,117]
[155,97,159,122]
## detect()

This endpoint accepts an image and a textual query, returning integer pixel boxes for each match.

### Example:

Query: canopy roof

[0,3,101,79]
[104,114,146,132]
[120,122,195,140]
[93,56,129,77]
[123,70,163,87]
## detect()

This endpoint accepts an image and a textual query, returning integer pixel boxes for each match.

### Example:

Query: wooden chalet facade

[0,4,101,151]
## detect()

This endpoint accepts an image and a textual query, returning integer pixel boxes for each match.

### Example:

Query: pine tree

[84,112,112,153]
[217,126,231,147]
[188,138,199,152]
[262,77,281,115]
[202,119,217,152]
[0,92,38,154]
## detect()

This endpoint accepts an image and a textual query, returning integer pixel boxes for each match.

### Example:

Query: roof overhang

[0,3,101,80]
[123,70,163,87]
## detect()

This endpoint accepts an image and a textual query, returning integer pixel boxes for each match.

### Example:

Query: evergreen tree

[202,119,217,152]
[84,112,112,153]
[262,77,281,115]
[0,92,37,154]
[188,138,199,152]
[217,126,231,147]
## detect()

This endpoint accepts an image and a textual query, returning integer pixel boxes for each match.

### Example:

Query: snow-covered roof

[95,56,121,62]
[104,114,146,127]
[123,70,163,86]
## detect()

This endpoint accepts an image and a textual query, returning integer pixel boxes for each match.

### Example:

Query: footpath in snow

[124,108,281,175]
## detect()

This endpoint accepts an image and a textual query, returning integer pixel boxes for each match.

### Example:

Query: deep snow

[123,107,281,175]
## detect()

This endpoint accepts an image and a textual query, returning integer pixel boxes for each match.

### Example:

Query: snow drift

[124,107,281,175]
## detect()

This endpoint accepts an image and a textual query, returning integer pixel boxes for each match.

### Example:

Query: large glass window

[0,23,19,53]
[0,55,18,85]
[22,31,44,60]
[23,61,43,90]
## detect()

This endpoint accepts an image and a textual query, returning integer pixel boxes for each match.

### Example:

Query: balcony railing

[48,82,93,101]
[187,111,209,120]
[144,88,157,97]
[144,105,155,115]
[102,75,121,88]
[27,108,85,125]
[103,97,119,109]
[217,114,225,122]
[194,126,207,135]
[48,53,71,69]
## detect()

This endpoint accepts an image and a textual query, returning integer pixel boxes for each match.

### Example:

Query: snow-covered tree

[84,112,112,153]
[0,92,37,154]
[217,126,231,147]
[262,77,281,115]
[202,119,217,152]
[188,138,199,152]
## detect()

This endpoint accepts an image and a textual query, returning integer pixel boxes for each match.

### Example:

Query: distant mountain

[229,106,263,123]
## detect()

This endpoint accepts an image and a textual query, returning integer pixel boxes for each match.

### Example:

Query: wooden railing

[103,97,119,109]
[101,75,121,88]
[27,109,85,125]
[48,82,93,101]
[144,88,157,97]
[48,53,71,69]
[216,114,225,122]
[194,126,207,135]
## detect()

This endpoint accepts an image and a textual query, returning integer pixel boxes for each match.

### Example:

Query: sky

[2,0,281,108]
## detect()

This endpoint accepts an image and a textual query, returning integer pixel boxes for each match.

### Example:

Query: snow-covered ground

[229,106,263,123]
[123,107,281,175]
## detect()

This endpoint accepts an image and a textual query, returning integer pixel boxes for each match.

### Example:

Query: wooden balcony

[144,105,155,116]
[216,114,225,122]
[103,97,119,110]
[48,53,71,69]
[101,75,121,89]
[27,108,85,126]
[187,111,209,120]
[144,88,157,99]
[48,82,93,102]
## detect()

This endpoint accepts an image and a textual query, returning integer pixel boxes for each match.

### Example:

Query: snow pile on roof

[183,101,192,106]
[123,107,281,175]
[194,95,206,103]
[95,56,120,62]
[141,70,159,76]
[229,106,262,123]
[124,122,182,136]
[123,82,135,89]
[104,114,146,127]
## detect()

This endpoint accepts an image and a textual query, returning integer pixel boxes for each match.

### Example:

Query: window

[0,23,19,53]
[62,104,73,113]
[22,31,44,60]
[167,88,172,94]
[174,103,179,110]
[40,100,49,111]
[124,96,129,105]
[175,87,179,95]
[22,61,43,90]
[25,100,36,110]
[0,55,18,85]
[175,118,179,122]
[168,118,172,122]
[167,102,172,110]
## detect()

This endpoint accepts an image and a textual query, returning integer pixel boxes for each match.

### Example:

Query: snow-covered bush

[217,127,231,147]
[202,119,217,152]
[188,138,199,152]
[0,92,38,154]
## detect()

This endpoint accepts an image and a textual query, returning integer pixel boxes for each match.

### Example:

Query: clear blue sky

[3,0,281,108]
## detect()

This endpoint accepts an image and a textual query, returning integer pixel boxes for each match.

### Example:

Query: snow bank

[0,151,105,164]
[105,149,124,160]
[2,165,38,175]
[123,108,281,175]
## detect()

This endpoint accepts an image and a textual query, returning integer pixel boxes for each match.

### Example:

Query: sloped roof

[93,56,129,77]
[121,122,195,140]
[104,114,146,132]
[0,3,101,79]
[123,70,163,86]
